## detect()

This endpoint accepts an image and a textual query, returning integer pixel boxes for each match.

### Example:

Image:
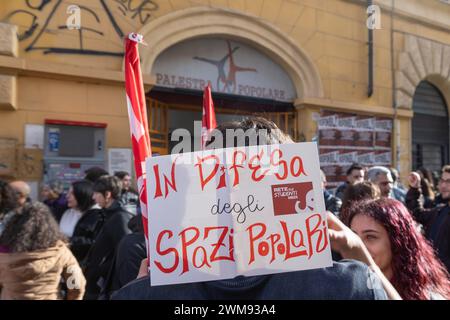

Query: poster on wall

[317,110,393,189]
[374,118,393,149]
[26,181,40,202]
[16,148,43,180]
[25,124,44,149]
[48,128,60,152]
[108,148,133,176]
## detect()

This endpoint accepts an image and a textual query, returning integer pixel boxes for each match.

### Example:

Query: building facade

[0,0,449,193]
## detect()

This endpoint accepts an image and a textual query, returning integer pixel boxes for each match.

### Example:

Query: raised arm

[405,172,435,226]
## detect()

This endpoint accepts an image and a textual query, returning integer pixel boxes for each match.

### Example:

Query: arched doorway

[135,7,324,155]
[412,80,449,173]
[147,37,299,154]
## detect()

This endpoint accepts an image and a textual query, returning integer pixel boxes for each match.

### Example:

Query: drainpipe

[386,0,403,178]
[389,0,401,173]
[367,0,374,97]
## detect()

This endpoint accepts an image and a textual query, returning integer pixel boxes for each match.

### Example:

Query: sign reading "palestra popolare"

[145,142,332,286]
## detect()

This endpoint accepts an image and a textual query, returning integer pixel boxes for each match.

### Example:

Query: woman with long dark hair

[416,169,436,208]
[0,202,85,300]
[59,180,103,264]
[347,198,450,299]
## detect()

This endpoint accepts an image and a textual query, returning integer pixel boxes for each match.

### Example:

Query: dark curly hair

[0,180,18,217]
[347,198,450,300]
[0,202,66,253]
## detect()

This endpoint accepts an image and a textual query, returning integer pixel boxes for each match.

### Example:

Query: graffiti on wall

[2,0,159,56]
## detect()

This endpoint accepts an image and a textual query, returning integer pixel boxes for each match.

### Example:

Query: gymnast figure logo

[193,40,257,93]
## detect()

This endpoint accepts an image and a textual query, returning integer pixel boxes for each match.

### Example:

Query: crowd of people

[0,169,142,300]
[0,116,449,300]
[320,159,450,299]
[321,162,450,277]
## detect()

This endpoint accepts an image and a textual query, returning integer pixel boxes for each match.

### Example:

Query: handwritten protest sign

[145,142,332,286]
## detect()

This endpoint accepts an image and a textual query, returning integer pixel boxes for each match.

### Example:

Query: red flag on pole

[201,83,217,148]
[124,33,150,254]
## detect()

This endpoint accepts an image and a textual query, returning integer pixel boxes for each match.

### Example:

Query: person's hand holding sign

[137,258,149,279]
[326,212,402,300]
[407,172,421,189]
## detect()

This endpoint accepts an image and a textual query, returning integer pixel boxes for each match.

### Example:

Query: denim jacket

[111,260,387,300]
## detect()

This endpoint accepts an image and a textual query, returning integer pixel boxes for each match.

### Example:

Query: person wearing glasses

[406,166,450,273]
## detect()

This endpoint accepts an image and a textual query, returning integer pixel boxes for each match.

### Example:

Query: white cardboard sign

[145,142,332,286]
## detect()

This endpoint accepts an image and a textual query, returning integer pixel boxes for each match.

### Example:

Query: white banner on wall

[25,124,44,149]
[108,148,132,175]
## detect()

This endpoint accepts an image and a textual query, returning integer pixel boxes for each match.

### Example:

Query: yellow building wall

[0,0,400,108]
[1,0,450,184]
[0,76,131,149]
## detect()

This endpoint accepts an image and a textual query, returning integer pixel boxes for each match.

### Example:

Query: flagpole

[124,33,151,263]
[201,83,217,149]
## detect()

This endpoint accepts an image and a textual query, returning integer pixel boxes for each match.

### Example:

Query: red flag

[124,33,150,255]
[201,83,217,148]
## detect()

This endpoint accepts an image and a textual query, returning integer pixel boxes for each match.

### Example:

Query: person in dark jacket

[334,164,365,200]
[112,260,386,300]
[111,213,399,300]
[433,193,446,206]
[107,214,146,295]
[416,170,436,209]
[406,168,450,273]
[83,176,133,300]
[62,180,104,265]
[111,117,401,300]
[320,169,341,216]
[114,171,139,215]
